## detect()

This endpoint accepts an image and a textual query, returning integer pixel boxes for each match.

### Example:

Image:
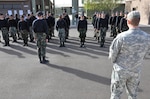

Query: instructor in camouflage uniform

[32,11,49,63]
[109,11,150,99]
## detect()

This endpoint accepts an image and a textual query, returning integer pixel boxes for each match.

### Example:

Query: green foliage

[84,0,119,12]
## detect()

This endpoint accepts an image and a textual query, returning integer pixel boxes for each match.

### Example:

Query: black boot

[39,56,42,63]
[62,42,65,47]
[43,56,49,63]
[59,41,63,47]
[80,42,83,48]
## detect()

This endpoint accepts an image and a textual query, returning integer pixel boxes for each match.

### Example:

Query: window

[4,4,12,9]
[13,4,21,9]
[0,4,3,9]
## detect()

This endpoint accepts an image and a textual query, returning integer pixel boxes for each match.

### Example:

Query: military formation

[1,10,150,99]
[0,11,130,63]
[0,11,72,63]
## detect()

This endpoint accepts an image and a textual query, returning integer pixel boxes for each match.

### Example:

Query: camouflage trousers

[50,27,54,36]
[20,30,28,44]
[110,25,113,36]
[58,28,66,43]
[79,28,86,43]
[1,27,9,45]
[111,25,117,38]
[110,69,140,99]
[35,33,47,58]
[65,28,69,39]
[9,27,17,41]
[47,27,55,41]
[29,26,34,41]
[94,29,100,41]
[99,27,107,46]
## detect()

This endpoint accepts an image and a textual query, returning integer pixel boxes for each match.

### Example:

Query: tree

[84,0,119,12]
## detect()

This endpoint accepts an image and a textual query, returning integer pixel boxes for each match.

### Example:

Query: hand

[46,39,48,42]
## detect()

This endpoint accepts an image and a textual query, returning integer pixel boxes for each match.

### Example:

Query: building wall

[0,0,31,15]
[126,0,150,25]
[0,0,53,16]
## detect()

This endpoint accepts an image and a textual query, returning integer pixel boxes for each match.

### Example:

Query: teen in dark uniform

[8,15,17,42]
[94,13,101,41]
[120,12,129,32]
[32,11,49,63]
[29,12,36,42]
[109,13,115,37]
[63,13,70,39]
[47,13,55,41]
[111,12,118,38]
[0,13,9,46]
[115,11,123,33]
[56,15,67,47]
[15,14,21,39]
[18,15,29,46]
[77,15,87,48]
[99,13,108,47]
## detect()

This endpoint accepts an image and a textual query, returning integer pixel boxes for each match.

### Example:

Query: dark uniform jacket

[0,19,8,29]
[18,20,29,31]
[29,16,36,27]
[47,16,55,28]
[100,18,109,29]
[56,19,67,31]
[120,17,129,32]
[32,19,48,34]
[77,19,87,31]
[8,19,17,27]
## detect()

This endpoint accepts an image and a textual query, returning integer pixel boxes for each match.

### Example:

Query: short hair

[37,11,43,17]
[21,15,24,18]
[127,11,140,26]
[0,13,3,16]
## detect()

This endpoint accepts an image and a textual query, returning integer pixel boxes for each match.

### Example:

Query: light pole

[72,0,78,25]
[42,0,45,14]
[32,0,36,15]
[53,0,55,15]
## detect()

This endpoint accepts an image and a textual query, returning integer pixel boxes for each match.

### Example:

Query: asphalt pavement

[0,25,150,99]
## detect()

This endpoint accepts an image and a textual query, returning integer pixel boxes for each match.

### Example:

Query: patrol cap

[37,11,43,16]
[127,11,140,20]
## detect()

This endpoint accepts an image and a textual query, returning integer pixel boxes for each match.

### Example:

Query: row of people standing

[109,11,129,38]
[0,13,36,46]
[0,12,56,47]
[92,12,109,47]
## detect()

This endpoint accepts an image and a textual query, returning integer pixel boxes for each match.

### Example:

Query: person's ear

[127,19,131,25]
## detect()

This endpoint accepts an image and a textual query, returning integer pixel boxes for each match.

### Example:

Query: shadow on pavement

[10,44,37,55]
[0,47,25,58]
[45,62,111,86]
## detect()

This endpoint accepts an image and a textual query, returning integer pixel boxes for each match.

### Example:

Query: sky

[54,0,83,7]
